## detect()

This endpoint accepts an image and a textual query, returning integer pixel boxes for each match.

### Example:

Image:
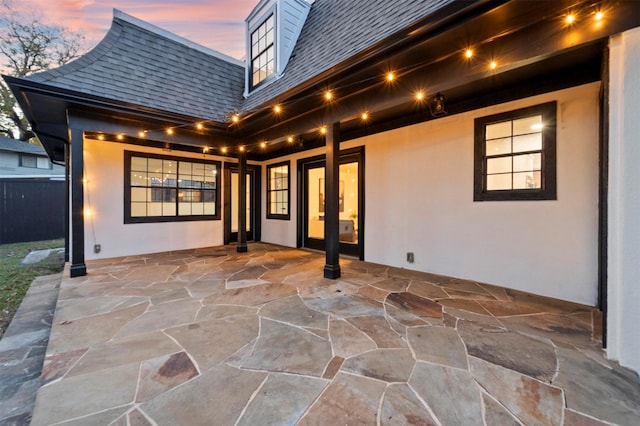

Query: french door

[224,163,261,244]
[299,147,364,259]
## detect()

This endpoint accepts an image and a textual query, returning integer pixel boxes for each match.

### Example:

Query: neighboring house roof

[0,136,47,155]
[25,10,246,122]
[242,0,454,111]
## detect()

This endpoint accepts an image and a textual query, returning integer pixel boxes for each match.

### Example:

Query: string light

[595,11,604,21]
[203,147,209,153]
[97,9,593,155]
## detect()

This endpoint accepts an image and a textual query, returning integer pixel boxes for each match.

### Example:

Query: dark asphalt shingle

[23,1,454,121]
[242,0,454,111]
[26,12,246,122]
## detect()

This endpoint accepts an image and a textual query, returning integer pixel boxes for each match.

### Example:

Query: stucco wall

[83,139,226,260]
[261,83,600,305]
[608,27,640,374]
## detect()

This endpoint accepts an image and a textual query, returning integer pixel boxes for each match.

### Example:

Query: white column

[607,27,640,375]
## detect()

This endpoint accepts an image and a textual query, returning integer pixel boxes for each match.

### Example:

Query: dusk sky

[26,0,258,59]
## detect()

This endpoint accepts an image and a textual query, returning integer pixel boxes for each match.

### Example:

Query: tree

[0,0,86,141]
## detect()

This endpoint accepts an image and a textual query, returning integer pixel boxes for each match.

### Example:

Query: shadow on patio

[31,243,639,425]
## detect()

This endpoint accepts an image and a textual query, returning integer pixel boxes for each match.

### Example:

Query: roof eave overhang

[234,0,640,160]
[4,76,235,162]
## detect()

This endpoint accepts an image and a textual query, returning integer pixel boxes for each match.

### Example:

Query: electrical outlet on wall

[407,252,414,263]
[94,244,101,253]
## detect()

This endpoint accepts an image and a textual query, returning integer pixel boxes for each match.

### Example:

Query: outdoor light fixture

[429,93,446,117]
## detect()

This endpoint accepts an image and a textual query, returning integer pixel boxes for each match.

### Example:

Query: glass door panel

[231,172,251,233]
[302,149,362,259]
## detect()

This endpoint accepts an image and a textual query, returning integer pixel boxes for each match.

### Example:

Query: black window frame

[474,101,557,201]
[124,151,221,224]
[250,13,275,89]
[266,160,290,220]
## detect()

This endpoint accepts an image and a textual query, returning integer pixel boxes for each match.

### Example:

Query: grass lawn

[0,239,65,338]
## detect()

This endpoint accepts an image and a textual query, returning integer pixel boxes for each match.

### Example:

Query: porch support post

[237,149,248,253]
[69,127,86,277]
[64,142,70,262]
[324,122,341,279]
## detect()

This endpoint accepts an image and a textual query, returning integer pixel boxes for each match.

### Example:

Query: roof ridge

[113,9,244,67]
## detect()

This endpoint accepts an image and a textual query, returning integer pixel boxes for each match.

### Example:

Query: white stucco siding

[363,83,600,305]
[82,140,225,260]
[607,27,640,374]
[261,83,600,305]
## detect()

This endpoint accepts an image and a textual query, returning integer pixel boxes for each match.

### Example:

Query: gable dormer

[245,0,312,95]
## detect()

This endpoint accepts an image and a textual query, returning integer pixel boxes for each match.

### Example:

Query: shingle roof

[26,10,245,122]
[0,136,47,155]
[242,0,454,111]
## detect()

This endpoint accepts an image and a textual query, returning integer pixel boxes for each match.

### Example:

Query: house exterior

[0,136,64,178]
[4,0,640,374]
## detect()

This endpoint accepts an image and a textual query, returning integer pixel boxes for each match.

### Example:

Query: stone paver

[0,274,60,425]
[2,243,638,425]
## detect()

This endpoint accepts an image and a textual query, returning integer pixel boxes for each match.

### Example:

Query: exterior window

[474,102,557,201]
[251,14,275,88]
[267,161,289,219]
[20,154,51,169]
[124,151,220,223]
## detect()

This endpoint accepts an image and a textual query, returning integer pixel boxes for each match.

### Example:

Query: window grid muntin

[484,115,543,191]
[126,152,220,222]
[474,101,557,201]
[267,161,290,220]
[251,15,275,87]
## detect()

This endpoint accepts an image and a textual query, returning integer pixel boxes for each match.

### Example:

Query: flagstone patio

[29,243,639,425]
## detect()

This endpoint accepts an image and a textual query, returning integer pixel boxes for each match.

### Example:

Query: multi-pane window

[20,154,51,169]
[267,161,289,219]
[474,102,556,201]
[125,152,220,223]
[251,15,275,88]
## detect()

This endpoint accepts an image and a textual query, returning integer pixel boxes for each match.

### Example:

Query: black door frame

[297,146,365,260]
[224,162,261,244]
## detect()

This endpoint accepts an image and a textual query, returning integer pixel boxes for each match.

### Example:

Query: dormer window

[244,0,312,96]
[251,15,275,88]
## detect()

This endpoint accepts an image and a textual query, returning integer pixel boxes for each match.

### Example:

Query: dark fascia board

[3,76,230,131]
[4,75,237,161]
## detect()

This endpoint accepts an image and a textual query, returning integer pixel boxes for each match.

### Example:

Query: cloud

[21,0,256,58]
